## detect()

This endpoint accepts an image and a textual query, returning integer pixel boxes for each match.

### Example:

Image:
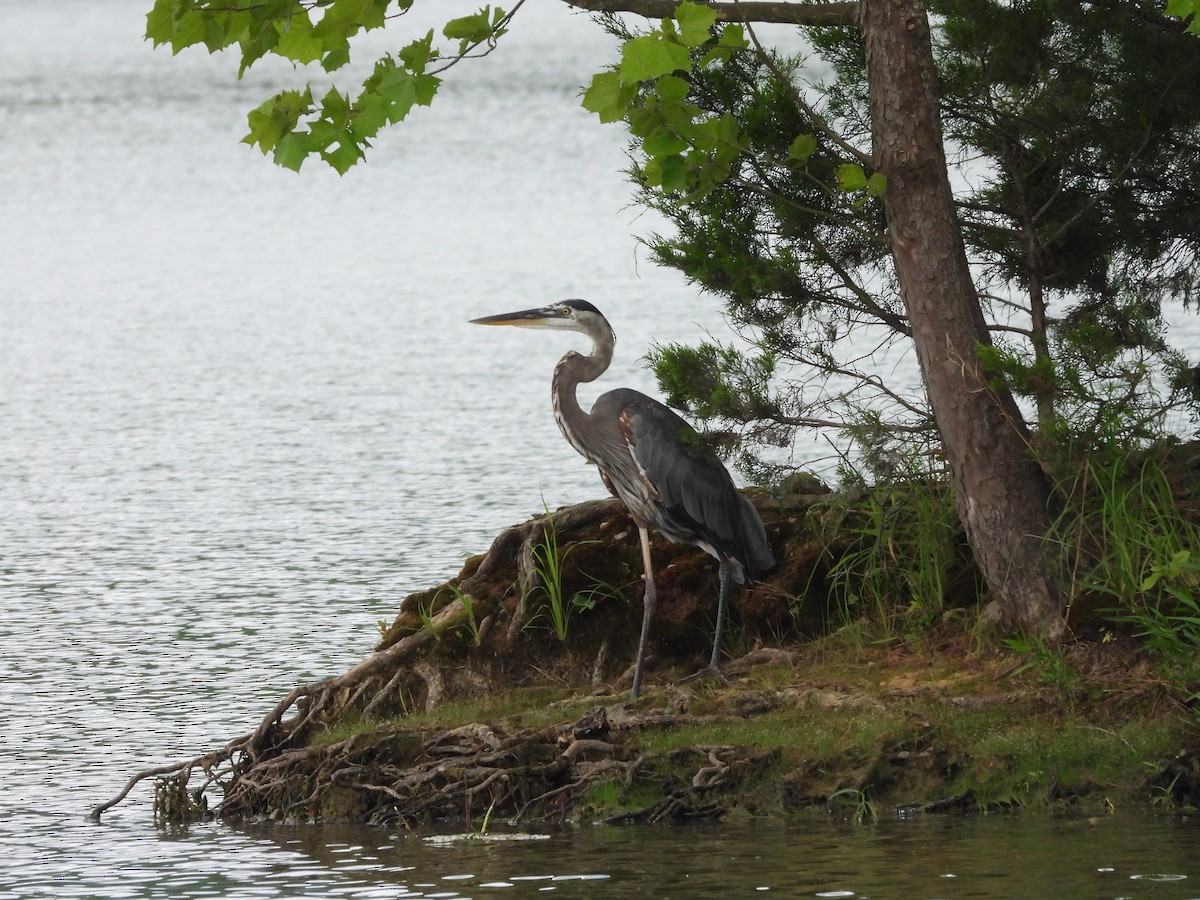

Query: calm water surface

[2,1,1198,897]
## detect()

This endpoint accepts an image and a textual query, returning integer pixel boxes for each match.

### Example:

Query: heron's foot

[677,663,729,687]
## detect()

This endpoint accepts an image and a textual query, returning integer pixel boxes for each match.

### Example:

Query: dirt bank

[94,470,1200,827]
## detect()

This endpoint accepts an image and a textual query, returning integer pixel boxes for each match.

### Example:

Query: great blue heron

[471,299,774,698]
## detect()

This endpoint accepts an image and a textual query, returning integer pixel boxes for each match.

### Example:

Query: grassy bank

[219,633,1195,827]
[131,444,1200,827]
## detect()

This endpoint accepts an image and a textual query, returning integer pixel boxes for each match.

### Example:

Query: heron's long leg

[631,523,656,700]
[710,560,733,672]
[678,562,733,687]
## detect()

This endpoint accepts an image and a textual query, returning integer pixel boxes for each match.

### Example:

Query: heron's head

[469,299,611,337]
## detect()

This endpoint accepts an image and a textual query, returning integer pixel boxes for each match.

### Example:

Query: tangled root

[91,500,625,823]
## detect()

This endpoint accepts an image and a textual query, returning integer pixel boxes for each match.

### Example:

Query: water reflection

[208,816,1200,899]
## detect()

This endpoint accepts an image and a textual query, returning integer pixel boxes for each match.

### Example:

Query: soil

[92,449,1200,827]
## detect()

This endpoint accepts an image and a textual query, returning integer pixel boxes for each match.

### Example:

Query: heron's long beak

[469,306,566,328]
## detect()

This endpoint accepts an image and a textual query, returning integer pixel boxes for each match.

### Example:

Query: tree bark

[859,0,1062,635]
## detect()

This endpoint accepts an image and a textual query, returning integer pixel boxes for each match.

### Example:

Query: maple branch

[560,0,859,27]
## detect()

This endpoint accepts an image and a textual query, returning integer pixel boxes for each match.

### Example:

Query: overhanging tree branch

[561,0,858,26]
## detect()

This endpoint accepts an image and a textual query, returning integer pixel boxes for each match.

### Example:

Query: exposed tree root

[92,500,635,823]
[85,481,864,825]
[97,488,1193,825]
[211,702,784,827]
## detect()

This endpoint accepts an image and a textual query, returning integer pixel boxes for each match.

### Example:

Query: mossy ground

[241,632,1195,827]
[183,450,1200,828]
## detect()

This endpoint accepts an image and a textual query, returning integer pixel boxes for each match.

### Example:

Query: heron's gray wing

[596,391,773,574]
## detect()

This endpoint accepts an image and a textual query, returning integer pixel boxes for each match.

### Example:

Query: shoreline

[97,479,1200,826]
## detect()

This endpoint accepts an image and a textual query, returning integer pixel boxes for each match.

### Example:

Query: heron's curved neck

[551,327,613,454]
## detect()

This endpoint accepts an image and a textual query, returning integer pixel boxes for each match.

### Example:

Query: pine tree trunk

[859,0,1063,635]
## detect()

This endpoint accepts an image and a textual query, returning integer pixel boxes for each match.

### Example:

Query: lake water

[2,1,1199,897]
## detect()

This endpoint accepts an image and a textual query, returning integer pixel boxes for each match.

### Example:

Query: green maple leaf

[676,1,717,48]
[582,71,629,123]
[788,133,817,164]
[620,35,690,82]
